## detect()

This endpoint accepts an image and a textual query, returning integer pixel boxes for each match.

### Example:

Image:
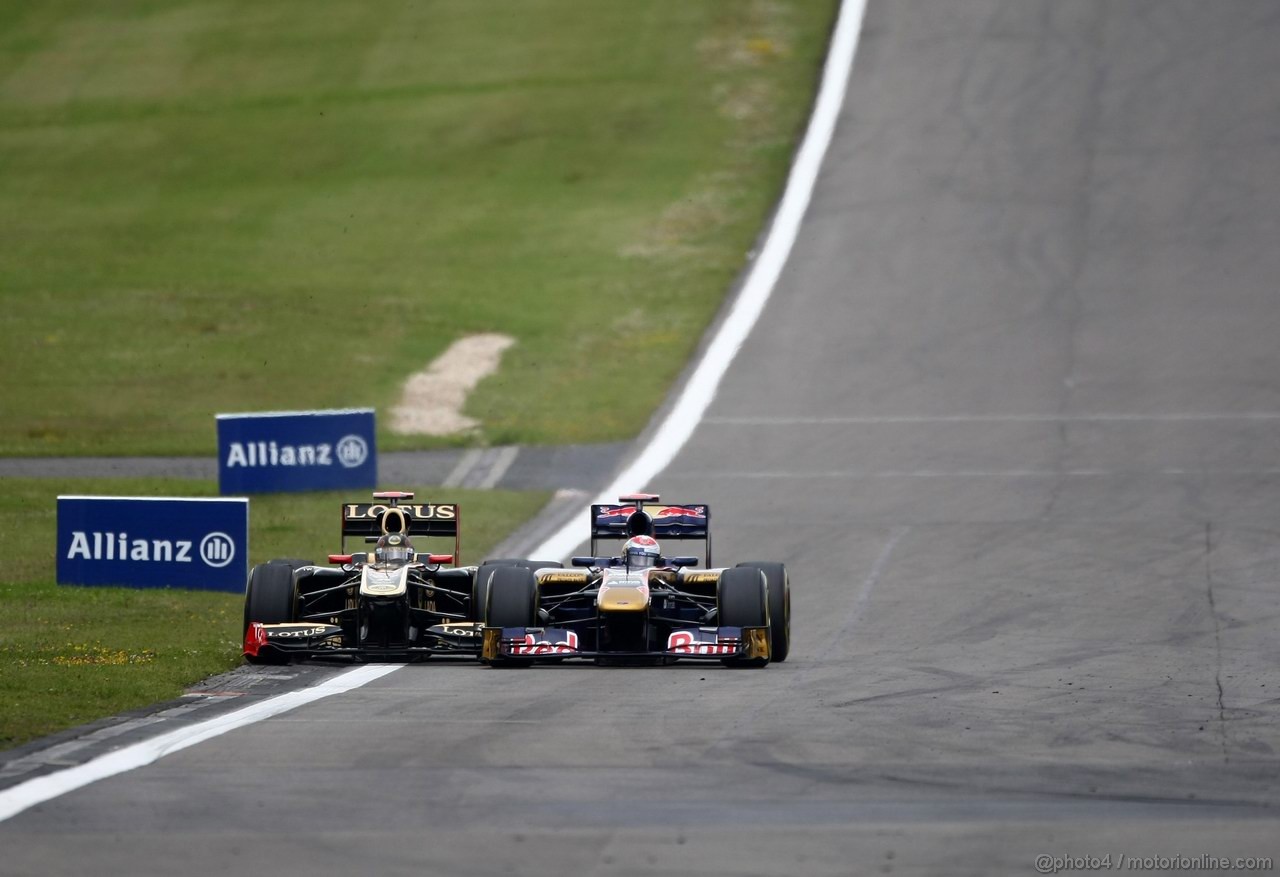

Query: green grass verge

[0,478,549,750]
[0,0,838,456]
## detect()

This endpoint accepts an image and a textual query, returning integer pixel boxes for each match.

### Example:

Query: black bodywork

[243,493,484,662]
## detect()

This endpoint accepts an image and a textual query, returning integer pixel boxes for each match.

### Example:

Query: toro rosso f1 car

[480,494,791,668]
[243,491,499,663]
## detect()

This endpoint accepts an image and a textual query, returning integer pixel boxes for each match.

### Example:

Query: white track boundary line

[704,413,1280,424]
[0,664,400,823]
[532,0,868,561]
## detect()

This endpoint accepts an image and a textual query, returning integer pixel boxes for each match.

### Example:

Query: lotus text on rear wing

[344,504,457,520]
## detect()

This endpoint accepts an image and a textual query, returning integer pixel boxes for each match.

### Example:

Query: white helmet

[621,535,660,569]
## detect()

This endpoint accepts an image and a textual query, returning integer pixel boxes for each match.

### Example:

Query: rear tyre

[736,562,790,662]
[717,567,771,668]
[484,566,538,667]
[243,561,297,665]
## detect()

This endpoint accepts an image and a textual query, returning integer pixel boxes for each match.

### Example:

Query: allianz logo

[66,531,237,568]
[226,434,367,469]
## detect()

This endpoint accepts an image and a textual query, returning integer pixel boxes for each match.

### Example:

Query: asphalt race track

[4,2,1280,874]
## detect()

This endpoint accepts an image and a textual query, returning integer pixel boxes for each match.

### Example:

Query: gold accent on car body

[536,570,591,586]
[597,588,649,611]
[647,568,678,587]
[743,627,771,661]
[359,565,409,597]
[597,572,650,612]
[481,627,502,661]
[261,623,336,637]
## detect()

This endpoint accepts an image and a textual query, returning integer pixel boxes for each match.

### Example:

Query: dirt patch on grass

[390,333,515,436]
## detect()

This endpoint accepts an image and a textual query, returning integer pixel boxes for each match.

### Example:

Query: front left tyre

[717,566,771,668]
[243,560,298,665]
[472,560,562,623]
[484,566,539,667]
[485,566,539,628]
[735,562,790,662]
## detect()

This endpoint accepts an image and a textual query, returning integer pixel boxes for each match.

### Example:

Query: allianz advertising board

[57,497,249,592]
[216,408,376,494]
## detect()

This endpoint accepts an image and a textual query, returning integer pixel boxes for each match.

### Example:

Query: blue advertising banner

[57,497,249,592]
[216,408,376,494]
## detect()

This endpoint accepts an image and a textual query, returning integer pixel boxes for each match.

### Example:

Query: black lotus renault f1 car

[479,494,791,668]
[243,491,513,663]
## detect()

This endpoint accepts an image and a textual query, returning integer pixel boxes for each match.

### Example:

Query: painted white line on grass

[531,0,869,561]
[0,664,400,824]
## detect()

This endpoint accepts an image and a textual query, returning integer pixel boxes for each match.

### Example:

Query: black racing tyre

[484,566,539,668]
[243,561,297,665]
[243,561,298,632]
[736,562,790,662]
[470,563,501,623]
[485,566,539,628]
[717,567,770,668]
[472,560,562,622]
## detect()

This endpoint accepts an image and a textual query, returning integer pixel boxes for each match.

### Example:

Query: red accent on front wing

[243,622,267,657]
[508,631,580,655]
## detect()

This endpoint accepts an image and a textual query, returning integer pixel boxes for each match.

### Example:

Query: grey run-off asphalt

[3,2,1280,875]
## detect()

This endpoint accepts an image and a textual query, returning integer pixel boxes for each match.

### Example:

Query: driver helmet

[375,532,413,566]
[621,535,661,569]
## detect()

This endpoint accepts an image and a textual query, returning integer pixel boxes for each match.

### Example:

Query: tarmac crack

[827,525,911,651]
[1204,521,1229,764]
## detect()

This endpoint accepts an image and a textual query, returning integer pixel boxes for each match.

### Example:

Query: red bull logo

[654,506,707,519]
[667,630,736,655]
[509,631,579,656]
[596,505,706,521]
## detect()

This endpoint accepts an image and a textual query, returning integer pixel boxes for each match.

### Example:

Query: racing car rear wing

[341,500,461,561]
[590,498,712,565]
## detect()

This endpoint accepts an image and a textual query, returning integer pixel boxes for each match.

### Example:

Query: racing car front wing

[244,621,483,660]
[480,625,770,663]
